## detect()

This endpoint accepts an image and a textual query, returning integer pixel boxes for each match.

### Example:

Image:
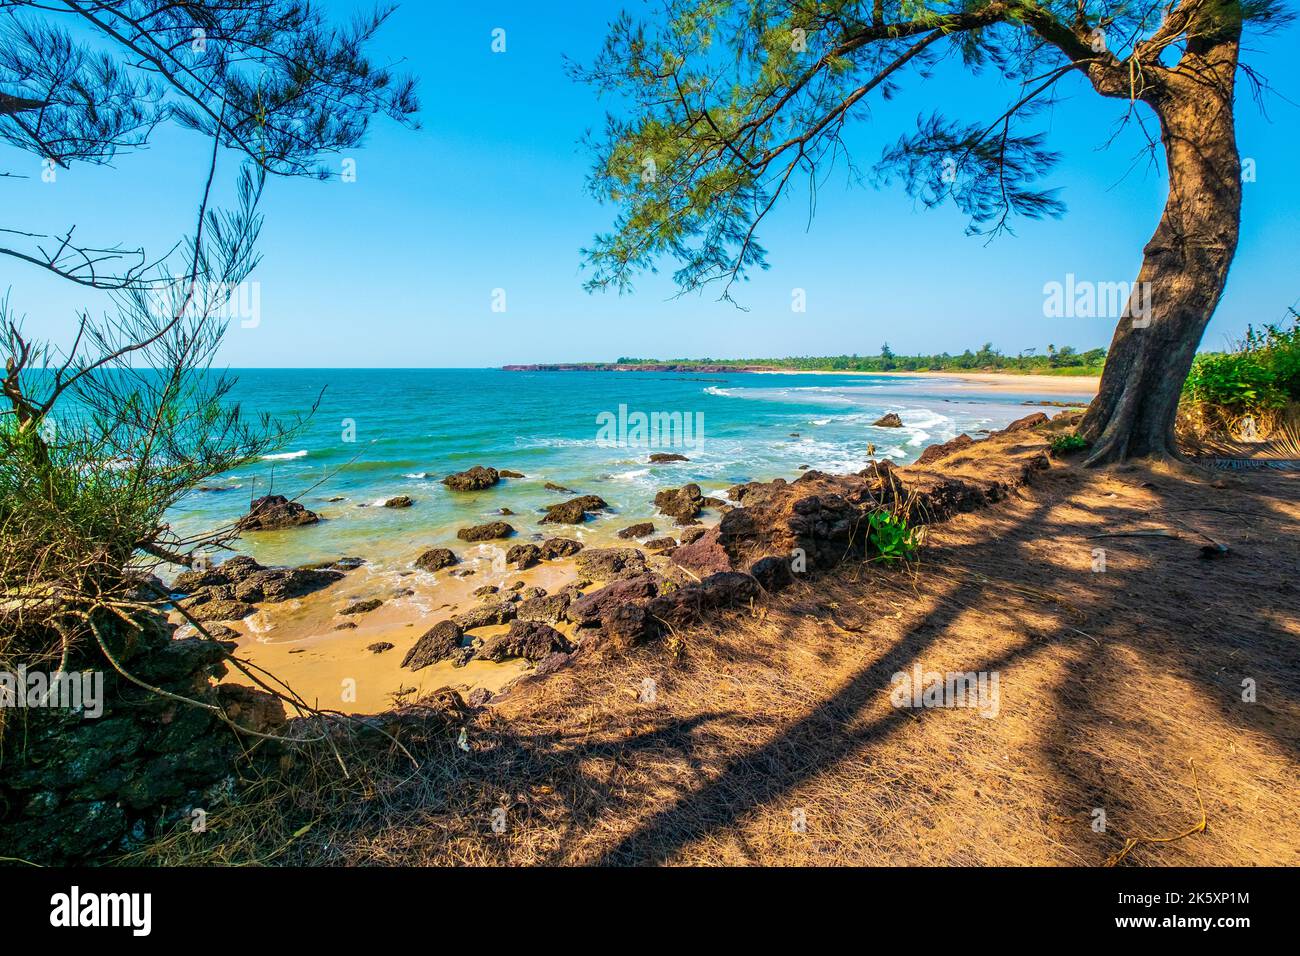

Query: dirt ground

[154,452,1299,867]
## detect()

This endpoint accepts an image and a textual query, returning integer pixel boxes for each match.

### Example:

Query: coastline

[189,369,1096,714]
[751,368,1101,395]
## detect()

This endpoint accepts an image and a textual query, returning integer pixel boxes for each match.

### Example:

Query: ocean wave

[702,386,734,397]
[402,472,432,479]
[262,450,308,461]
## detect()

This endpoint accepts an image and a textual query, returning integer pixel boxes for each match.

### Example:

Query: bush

[866,510,919,563]
[1182,314,1300,414]
[1049,432,1089,453]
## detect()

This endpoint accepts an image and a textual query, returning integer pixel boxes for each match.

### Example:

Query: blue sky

[4,1,1298,367]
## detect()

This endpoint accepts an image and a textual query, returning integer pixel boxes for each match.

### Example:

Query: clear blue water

[167,368,1091,569]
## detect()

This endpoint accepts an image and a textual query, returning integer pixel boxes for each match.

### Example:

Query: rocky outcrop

[401,621,464,670]
[499,470,525,479]
[237,494,320,531]
[442,466,501,491]
[574,547,648,581]
[569,575,659,629]
[188,599,256,622]
[340,598,383,615]
[649,453,690,462]
[454,599,518,631]
[414,548,458,572]
[541,537,584,559]
[617,521,655,539]
[670,526,733,577]
[0,612,285,864]
[647,572,761,630]
[506,543,542,569]
[645,537,678,551]
[679,526,709,545]
[915,434,975,466]
[654,483,707,525]
[457,521,515,541]
[516,590,574,626]
[540,495,608,524]
[479,620,573,662]
[383,495,414,508]
[873,413,904,427]
[174,556,343,608]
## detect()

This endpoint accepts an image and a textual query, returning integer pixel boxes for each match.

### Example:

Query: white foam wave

[263,450,308,461]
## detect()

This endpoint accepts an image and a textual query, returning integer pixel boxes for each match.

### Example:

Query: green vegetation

[1049,433,1090,454]
[1182,315,1300,414]
[866,510,920,564]
[617,343,1106,375]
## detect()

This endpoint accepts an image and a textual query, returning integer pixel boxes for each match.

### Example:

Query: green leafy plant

[1182,315,1300,414]
[1049,432,1090,453]
[866,510,919,563]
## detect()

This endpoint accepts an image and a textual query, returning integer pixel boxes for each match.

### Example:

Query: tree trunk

[1078,35,1243,465]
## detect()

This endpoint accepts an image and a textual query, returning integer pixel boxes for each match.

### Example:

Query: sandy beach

[753,368,1101,395]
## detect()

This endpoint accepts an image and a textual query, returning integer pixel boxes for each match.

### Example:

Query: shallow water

[168,368,1089,573]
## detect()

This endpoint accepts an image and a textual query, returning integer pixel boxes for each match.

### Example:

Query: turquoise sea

[168,368,1091,571]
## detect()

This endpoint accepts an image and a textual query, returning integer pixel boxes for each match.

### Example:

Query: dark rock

[750,555,795,592]
[497,507,515,515]
[645,537,679,551]
[480,620,573,662]
[617,521,656,539]
[671,526,733,577]
[233,567,343,603]
[473,585,500,597]
[873,413,904,428]
[467,687,494,707]
[367,642,395,654]
[442,466,500,491]
[915,434,975,466]
[516,591,573,625]
[540,537,584,559]
[454,599,518,630]
[498,470,525,479]
[574,547,647,581]
[544,481,575,493]
[237,495,320,531]
[383,495,414,508]
[401,621,464,670]
[532,651,572,677]
[647,572,761,628]
[679,526,709,545]
[654,484,704,524]
[414,548,458,572]
[649,453,690,462]
[340,598,383,616]
[201,623,241,640]
[540,495,608,524]
[457,521,515,541]
[334,621,357,630]
[189,599,256,622]
[569,575,659,629]
[1000,411,1050,433]
[506,543,543,569]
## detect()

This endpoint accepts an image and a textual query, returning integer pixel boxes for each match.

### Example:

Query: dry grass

[141,457,1300,867]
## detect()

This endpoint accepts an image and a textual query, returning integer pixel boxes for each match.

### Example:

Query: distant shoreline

[501,363,1100,396]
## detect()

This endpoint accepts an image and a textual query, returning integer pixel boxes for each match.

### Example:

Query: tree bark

[1078,33,1243,465]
